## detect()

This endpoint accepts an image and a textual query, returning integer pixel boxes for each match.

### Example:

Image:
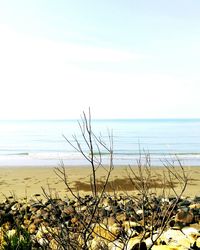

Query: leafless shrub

[40,110,188,250]
[125,153,189,249]
[41,109,115,249]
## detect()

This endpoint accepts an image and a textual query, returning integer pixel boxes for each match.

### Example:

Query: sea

[0,119,200,167]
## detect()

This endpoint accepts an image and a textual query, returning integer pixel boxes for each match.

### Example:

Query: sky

[0,0,200,119]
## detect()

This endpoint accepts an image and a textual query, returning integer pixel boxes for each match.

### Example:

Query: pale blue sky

[0,1,200,119]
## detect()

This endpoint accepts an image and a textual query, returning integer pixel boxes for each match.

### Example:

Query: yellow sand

[0,166,199,201]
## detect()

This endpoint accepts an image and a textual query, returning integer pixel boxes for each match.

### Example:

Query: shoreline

[1,164,200,168]
[0,165,199,201]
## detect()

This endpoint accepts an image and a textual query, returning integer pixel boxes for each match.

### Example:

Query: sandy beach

[0,165,199,201]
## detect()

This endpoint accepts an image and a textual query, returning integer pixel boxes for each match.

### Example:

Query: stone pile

[0,194,200,249]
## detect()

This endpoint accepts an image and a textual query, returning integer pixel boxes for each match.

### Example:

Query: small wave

[0,150,200,166]
[28,152,83,160]
[11,152,29,156]
[0,152,30,156]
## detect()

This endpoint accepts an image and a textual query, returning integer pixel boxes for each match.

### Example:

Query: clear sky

[0,0,200,119]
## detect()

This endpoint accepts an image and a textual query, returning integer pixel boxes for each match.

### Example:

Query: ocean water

[0,119,200,167]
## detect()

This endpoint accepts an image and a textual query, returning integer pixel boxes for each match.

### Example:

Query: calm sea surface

[0,119,200,166]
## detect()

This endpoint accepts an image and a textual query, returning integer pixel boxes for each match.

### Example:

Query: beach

[0,119,199,201]
[0,165,199,201]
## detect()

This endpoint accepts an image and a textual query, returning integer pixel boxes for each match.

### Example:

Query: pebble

[0,194,199,249]
[127,237,147,250]
[175,210,194,224]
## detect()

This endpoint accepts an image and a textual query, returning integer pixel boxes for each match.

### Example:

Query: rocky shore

[0,193,200,249]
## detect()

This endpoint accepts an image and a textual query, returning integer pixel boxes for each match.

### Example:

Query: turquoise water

[0,119,200,166]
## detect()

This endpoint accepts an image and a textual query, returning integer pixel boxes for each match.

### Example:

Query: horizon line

[0,118,200,121]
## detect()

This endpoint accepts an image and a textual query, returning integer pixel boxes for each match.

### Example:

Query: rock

[160,228,191,249]
[122,221,142,237]
[196,237,200,247]
[87,237,108,250]
[63,205,75,215]
[194,196,200,203]
[0,228,6,248]
[109,223,121,236]
[71,217,78,224]
[2,222,12,231]
[181,226,200,244]
[175,210,194,224]
[36,224,55,241]
[0,192,199,250]
[190,203,200,209]
[23,219,31,228]
[182,226,199,236]
[92,223,119,241]
[161,198,170,203]
[102,208,112,217]
[36,208,42,217]
[127,237,147,250]
[168,218,182,229]
[178,199,191,207]
[136,209,143,216]
[123,221,141,230]
[30,202,43,209]
[103,216,116,227]
[20,203,30,212]
[152,246,186,250]
[115,213,126,222]
[42,212,49,220]
[108,239,124,250]
[6,229,16,238]
[46,203,53,210]
[34,193,41,197]
[11,202,20,211]
[102,197,112,207]
[29,206,38,213]
[112,205,122,213]
[37,238,49,247]
[49,238,60,250]
[145,233,159,249]
[28,223,36,234]
[105,205,112,212]
[33,217,43,225]
[80,205,87,212]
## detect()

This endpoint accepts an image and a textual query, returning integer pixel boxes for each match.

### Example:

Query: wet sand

[0,165,199,201]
